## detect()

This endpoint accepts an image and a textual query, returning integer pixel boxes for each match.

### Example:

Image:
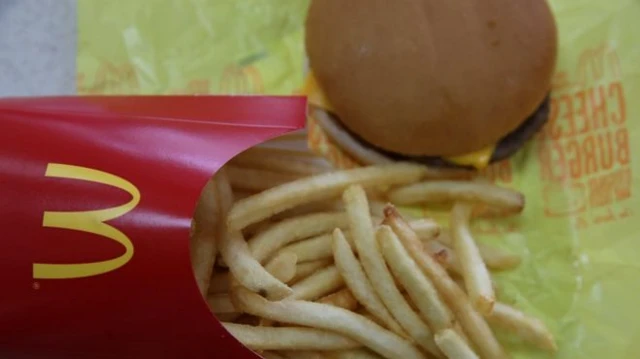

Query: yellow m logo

[33,163,140,280]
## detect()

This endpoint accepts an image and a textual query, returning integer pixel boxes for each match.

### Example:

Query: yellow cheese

[303,72,494,169]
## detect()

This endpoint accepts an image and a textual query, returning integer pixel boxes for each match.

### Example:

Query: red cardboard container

[0,96,306,358]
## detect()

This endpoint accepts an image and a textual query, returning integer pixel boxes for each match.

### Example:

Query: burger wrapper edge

[0,95,306,359]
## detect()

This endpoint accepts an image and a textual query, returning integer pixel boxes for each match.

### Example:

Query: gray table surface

[0,0,76,97]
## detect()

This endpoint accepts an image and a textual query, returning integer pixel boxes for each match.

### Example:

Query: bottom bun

[312,95,551,169]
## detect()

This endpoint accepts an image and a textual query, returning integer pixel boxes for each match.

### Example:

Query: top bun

[305,0,557,156]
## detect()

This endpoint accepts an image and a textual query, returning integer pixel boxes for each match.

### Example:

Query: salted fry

[291,260,333,283]
[343,186,441,357]
[227,164,427,231]
[383,205,508,359]
[377,226,454,331]
[317,288,359,311]
[190,178,219,295]
[249,212,348,263]
[331,228,404,336]
[290,265,344,301]
[434,329,480,359]
[215,169,292,300]
[231,287,426,359]
[227,165,302,192]
[435,232,521,270]
[487,302,557,351]
[388,181,525,212]
[265,252,298,284]
[451,202,495,314]
[222,323,359,351]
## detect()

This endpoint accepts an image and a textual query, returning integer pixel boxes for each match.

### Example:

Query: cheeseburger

[304,0,558,169]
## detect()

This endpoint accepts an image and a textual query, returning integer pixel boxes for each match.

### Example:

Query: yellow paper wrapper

[78,0,640,357]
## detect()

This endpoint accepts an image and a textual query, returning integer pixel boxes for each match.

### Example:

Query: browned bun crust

[305,0,558,156]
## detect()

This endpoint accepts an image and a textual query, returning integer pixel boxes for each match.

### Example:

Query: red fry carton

[0,96,307,358]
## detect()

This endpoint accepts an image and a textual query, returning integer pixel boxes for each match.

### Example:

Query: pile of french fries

[190,133,557,359]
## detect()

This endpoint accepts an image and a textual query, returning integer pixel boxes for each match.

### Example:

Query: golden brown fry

[215,169,292,300]
[231,287,426,359]
[222,323,360,351]
[388,181,525,212]
[265,252,298,284]
[190,178,219,295]
[435,232,521,270]
[450,203,495,314]
[434,329,480,359]
[227,165,302,192]
[290,266,344,301]
[291,260,333,284]
[227,164,427,231]
[331,228,405,336]
[377,226,454,331]
[383,205,509,359]
[487,302,557,351]
[317,288,359,311]
[343,186,441,357]
[249,212,348,263]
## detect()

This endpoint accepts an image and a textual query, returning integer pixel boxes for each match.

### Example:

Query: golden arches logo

[33,163,140,280]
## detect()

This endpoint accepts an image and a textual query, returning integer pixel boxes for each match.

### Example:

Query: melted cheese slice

[303,72,494,169]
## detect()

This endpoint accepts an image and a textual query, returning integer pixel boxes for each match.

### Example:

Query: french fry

[281,233,335,263]
[215,169,292,300]
[190,178,219,295]
[208,272,230,295]
[227,164,427,231]
[222,323,360,351]
[227,166,302,192]
[249,212,348,263]
[434,329,480,359]
[383,205,509,359]
[487,302,557,351]
[388,181,525,212]
[377,225,454,331]
[317,288,359,311]
[230,149,330,176]
[207,293,237,315]
[408,218,441,239]
[343,186,441,357]
[280,351,326,359]
[262,352,287,359]
[264,252,298,285]
[291,260,333,284]
[331,228,405,336]
[435,232,521,270]
[231,287,426,359]
[327,349,384,359]
[450,202,495,314]
[422,239,463,274]
[290,265,345,301]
